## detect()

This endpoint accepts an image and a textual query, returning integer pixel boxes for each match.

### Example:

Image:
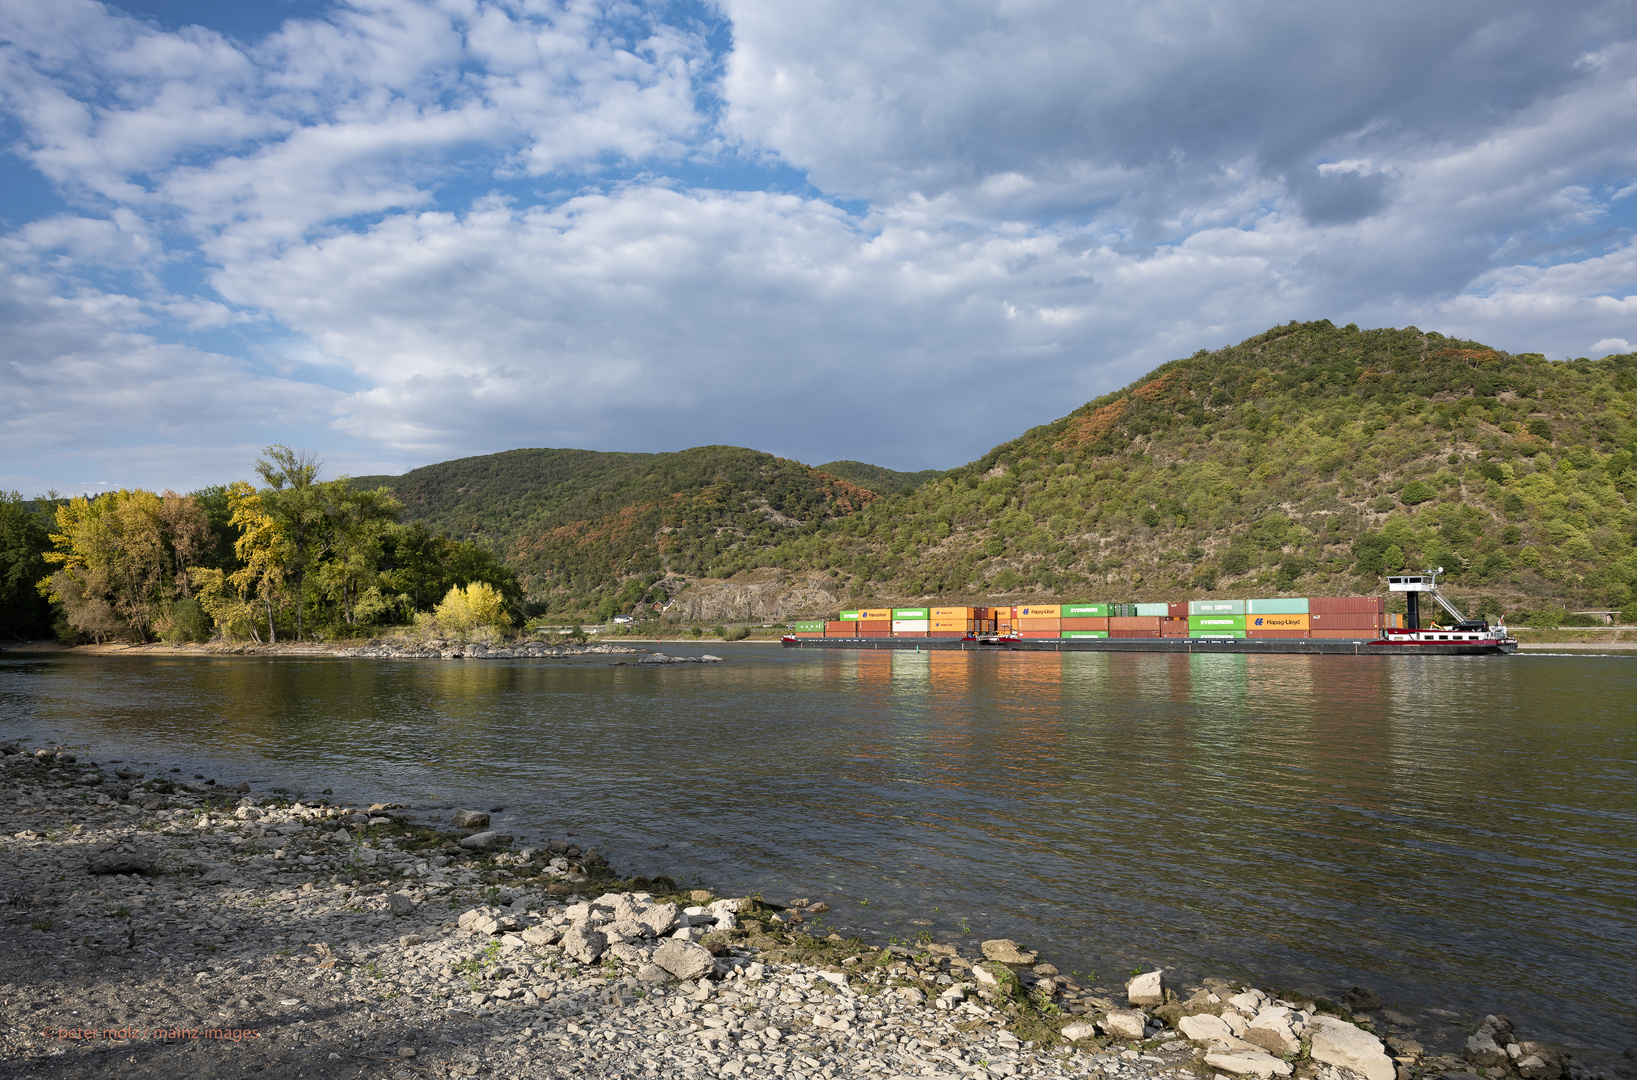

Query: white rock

[1223,1010,1250,1036]
[560,926,607,964]
[1229,991,1265,1013]
[1179,1013,1236,1042]
[1062,1022,1098,1041]
[1309,1016,1395,1080]
[652,939,714,981]
[1205,1051,1294,1077]
[1127,969,1165,1007]
[1102,1010,1147,1040]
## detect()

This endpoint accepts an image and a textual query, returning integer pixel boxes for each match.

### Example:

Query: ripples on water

[2,646,1634,1057]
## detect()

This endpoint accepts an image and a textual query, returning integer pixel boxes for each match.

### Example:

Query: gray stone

[388,893,417,917]
[652,939,715,981]
[521,926,560,947]
[1310,1016,1395,1080]
[458,831,510,850]
[639,902,681,937]
[1127,969,1165,1007]
[1205,1050,1294,1077]
[980,939,1039,965]
[1513,1043,1567,1080]
[235,782,250,794]
[560,926,607,964]
[1102,1010,1148,1041]
[452,809,490,829]
[1344,987,1383,1012]
[635,963,671,983]
[87,850,157,875]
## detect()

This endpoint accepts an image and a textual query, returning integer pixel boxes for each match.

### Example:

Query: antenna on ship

[1387,569,1488,631]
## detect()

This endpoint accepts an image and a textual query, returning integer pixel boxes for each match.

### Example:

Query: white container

[891,619,931,632]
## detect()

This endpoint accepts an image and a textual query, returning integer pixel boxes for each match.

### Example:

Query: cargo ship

[781,572,1518,656]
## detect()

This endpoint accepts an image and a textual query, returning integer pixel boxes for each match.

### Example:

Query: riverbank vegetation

[11,448,522,644]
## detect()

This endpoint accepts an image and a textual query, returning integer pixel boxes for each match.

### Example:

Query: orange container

[1109,616,1162,630]
[1248,614,1310,631]
[1018,630,1061,638]
[856,609,893,621]
[824,621,856,634]
[1248,629,1308,638]
[930,619,977,631]
[1016,604,1061,618]
[1309,596,1386,614]
[932,607,977,619]
[1060,617,1109,631]
[1309,613,1382,629]
[857,620,890,634]
[1018,618,1061,631]
[893,631,929,638]
[1309,628,1381,638]
[1110,629,1161,638]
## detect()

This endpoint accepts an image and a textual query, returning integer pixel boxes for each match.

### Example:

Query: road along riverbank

[0,738,1611,1080]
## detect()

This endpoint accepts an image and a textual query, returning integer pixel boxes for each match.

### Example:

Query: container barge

[781,573,1518,656]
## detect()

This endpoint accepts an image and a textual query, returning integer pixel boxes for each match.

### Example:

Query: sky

[4,0,1637,495]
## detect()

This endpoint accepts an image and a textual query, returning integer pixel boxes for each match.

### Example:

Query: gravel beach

[0,738,1596,1080]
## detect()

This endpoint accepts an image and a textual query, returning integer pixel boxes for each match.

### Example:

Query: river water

[2,646,1634,1059]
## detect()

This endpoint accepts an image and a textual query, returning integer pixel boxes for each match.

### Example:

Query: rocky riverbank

[0,739,1615,1080]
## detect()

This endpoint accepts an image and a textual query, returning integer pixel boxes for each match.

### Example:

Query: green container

[839,610,862,620]
[1247,598,1310,614]
[1060,630,1110,639]
[1189,599,1246,615]
[787,621,825,632]
[1134,603,1168,617]
[1189,615,1248,631]
[1110,603,1138,618]
[1062,603,1108,618]
[1193,629,1247,638]
[892,607,931,619]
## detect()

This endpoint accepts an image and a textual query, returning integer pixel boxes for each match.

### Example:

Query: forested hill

[361,322,1637,620]
[352,446,881,604]
[752,321,1637,619]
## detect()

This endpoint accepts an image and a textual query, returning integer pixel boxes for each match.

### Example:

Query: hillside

[814,461,944,496]
[352,446,880,611]
[360,322,1637,622]
[753,321,1637,620]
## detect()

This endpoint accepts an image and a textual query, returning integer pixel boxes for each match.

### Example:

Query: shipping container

[1247,597,1310,614]
[930,620,978,631]
[892,619,931,632]
[1111,603,1138,618]
[931,607,977,619]
[824,621,856,635]
[1017,630,1062,639]
[1193,629,1248,638]
[1134,603,1169,617]
[857,620,890,634]
[1167,601,1189,619]
[893,631,930,638]
[787,621,825,632]
[1017,618,1061,631]
[857,609,893,621]
[838,610,862,621]
[1016,604,1062,618]
[1110,616,1162,630]
[786,632,823,637]
[1189,614,1248,631]
[1060,617,1109,631]
[1110,629,1162,638]
[1309,596,1386,615]
[1248,613,1310,631]
[1189,599,1247,615]
[892,607,931,620]
[1062,603,1108,618]
[927,632,967,638]
[1248,629,1309,638]
[1309,628,1381,639]
[1059,630,1110,639]
[1309,613,1382,630]
[985,606,1013,620]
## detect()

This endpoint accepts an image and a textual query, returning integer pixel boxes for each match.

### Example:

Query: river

[2,645,1633,1060]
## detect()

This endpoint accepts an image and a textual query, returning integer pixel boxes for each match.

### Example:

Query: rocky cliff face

[669,579,842,622]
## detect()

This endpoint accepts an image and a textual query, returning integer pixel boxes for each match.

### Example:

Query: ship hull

[781,636,1517,656]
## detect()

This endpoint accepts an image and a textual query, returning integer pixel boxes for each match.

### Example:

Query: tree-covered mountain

[356,322,1637,621]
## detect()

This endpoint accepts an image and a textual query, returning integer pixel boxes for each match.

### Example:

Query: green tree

[0,493,54,640]
[254,446,327,640]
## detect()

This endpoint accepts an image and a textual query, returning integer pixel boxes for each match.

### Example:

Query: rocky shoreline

[0,738,1618,1080]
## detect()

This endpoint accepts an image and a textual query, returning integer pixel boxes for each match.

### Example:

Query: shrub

[159,599,211,644]
[1399,480,1435,505]
[1525,606,1567,629]
[431,582,512,636]
[1621,601,1637,625]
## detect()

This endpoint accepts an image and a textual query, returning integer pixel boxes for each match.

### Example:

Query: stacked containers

[891,607,931,637]
[1247,597,1310,639]
[1016,603,1061,638]
[1188,598,1247,637]
[1309,596,1386,637]
[930,607,980,636]
[856,608,892,636]
[1061,603,1109,637]
[786,620,825,638]
[824,620,857,637]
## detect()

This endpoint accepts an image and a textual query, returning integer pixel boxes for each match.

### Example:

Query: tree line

[0,447,521,644]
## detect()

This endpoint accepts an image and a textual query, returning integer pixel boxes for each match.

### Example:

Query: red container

[1110,629,1161,638]
[824,621,856,634]
[1060,617,1109,630]
[1018,618,1061,631]
[1110,616,1162,630]
[1161,617,1189,637]
[1018,630,1061,638]
[1168,601,1189,619]
[1309,596,1386,615]
[856,620,890,634]
[1248,629,1309,638]
[893,631,929,638]
[1309,628,1381,638]
[1309,613,1382,630]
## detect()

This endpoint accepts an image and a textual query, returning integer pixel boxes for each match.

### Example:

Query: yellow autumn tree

[423,581,511,639]
[191,481,289,642]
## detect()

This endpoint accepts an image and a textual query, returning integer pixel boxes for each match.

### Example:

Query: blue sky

[4,0,1637,495]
